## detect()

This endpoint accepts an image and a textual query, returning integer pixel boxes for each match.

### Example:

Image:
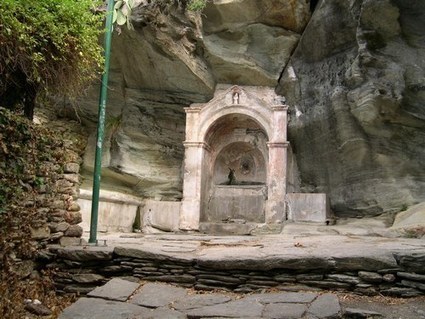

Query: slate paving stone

[172,294,232,310]
[87,278,140,302]
[186,299,264,318]
[343,307,383,318]
[263,303,308,319]
[129,307,187,319]
[59,298,149,319]
[243,292,318,304]
[307,294,341,319]
[131,282,188,308]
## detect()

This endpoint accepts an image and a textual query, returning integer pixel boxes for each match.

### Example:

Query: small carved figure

[227,167,236,185]
[232,92,239,104]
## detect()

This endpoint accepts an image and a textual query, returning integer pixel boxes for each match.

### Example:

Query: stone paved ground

[59,279,341,319]
[57,222,425,318]
[60,279,425,319]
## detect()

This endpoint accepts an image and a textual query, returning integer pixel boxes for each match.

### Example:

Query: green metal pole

[89,0,115,244]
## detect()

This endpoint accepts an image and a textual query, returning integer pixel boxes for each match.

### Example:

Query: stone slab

[131,307,187,319]
[243,292,317,304]
[263,303,308,319]
[87,278,140,302]
[307,294,341,319]
[142,200,181,232]
[59,297,148,319]
[173,294,232,310]
[53,247,113,261]
[186,299,264,318]
[131,282,187,308]
[286,193,331,223]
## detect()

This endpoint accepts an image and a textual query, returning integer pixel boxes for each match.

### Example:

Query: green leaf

[116,10,126,26]
[114,1,123,9]
[112,9,117,23]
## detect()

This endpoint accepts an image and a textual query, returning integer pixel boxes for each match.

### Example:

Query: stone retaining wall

[30,155,83,247]
[43,247,425,297]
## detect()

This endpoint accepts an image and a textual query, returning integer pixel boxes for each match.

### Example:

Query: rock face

[277,0,425,216]
[72,0,424,217]
[77,0,309,201]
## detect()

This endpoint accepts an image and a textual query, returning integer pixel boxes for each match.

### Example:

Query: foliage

[187,0,207,11]
[113,0,135,30]
[0,107,76,318]
[0,0,103,119]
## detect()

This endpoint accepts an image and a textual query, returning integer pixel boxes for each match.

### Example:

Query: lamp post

[89,0,115,244]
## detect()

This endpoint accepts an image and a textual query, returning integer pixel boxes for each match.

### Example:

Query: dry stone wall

[44,247,425,297]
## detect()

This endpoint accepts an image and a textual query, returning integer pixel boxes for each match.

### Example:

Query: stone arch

[199,106,272,145]
[179,85,288,231]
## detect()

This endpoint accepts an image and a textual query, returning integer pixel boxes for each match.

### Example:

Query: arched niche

[179,85,288,231]
[213,142,267,186]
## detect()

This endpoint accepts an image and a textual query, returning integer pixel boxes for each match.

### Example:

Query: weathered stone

[244,292,317,304]
[274,274,297,283]
[87,278,140,302]
[100,265,133,273]
[197,274,243,284]
[333,255,398,271]
[326,274,360,285]
[143,274,195,284]
[263,303,307,319]
[202,0,310,34]
[197,278,239,288]
[67,202,81,212]
[296,274,324,281]
[400,280,425,291]
[186,299,264,318]
[49,232,63,242]
[25,302,52,316]
[343,308,383,319]
[30,225,50,240]
[353,287,378,296]
[59,236,82,246]
[63,285,96,294]
[203,24,300,86]
[277,0,425,217]
[63,173,79,184]
[172,294,232,311]
[396,252,425,274]
[246,280,279,287]
[358,271,382,283]
[50,222,70,233]
[53,247,113,261]
[397,272,425,282]
[391,202,425,238]
[64,211,82,224]
[72,273,105,284]
[64,163,80,174]
[64,224,83,237]
[380,287,422,297]
[382,274,396,283]
[300,280,352,289]
[59,297,149,319]
[14,260,34,279]
[55,180,73,192]
[114,247,192,265]
[131,307,187,319]
[131,282,187,308]
[308,293,341,319]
